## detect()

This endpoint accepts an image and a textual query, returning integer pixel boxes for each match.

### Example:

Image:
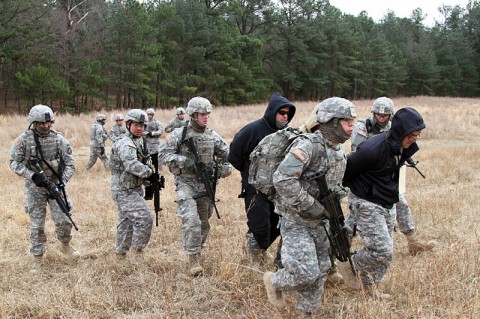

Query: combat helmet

[96,114,107,122]
[371,97,394,115]
[186,97,212,115]
[176,107,186,115]
[146,108,155,115]
[316,97,356,124]
[114,113,124,121]
[28,104,55,124]
[124,109,147,124]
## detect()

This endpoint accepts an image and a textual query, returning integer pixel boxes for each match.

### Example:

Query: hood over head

[387,107,425,155]
[263,92,296,129]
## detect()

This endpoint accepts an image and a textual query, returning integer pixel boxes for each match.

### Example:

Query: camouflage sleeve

[273,138,316,212]
[151,120,164,137]
[58,135,75,183]
[108,127,116,142]
[118,139,152,178]
[351,121,368,151]
[9,133,33,179]
[164,119,175,133]
[95,125,104,146]
[212,130,229,162]
[158,129,187,167]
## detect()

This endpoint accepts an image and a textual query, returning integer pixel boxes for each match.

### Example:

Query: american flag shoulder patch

[292,148,309,162]
[357,129,367,137]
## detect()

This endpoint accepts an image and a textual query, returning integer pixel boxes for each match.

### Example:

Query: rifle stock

[307,172,355,275]
[32,161,78,231]
[184,137,221,219]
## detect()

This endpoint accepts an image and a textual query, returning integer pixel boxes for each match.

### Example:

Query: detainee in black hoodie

[228,92,295,265]
[339,107,425,294]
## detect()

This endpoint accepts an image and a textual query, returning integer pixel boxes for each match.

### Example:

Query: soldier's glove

[148,172,160,184]
[32,173,46,188]
[183,157,196,173]
[305,199,330,219]
[146,132,153,137]
[100,147,105,156]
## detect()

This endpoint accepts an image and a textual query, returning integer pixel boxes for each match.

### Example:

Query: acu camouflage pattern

[143,119,164,154]
[347,192,396,286]
[270,131,347,313]
[316,97,356,124]
[350,118,391,151]
[110,132,153,254]
[86,122,108,169]
[10,128,75,256]
[109,122,127,142]
[164,117,188,133]
[158,126,229,254]
[371,97,395,115]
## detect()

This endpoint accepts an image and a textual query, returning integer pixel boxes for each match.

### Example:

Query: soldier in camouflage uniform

[86,114,109,170]
[339,107,426,300]
[349,97,436,254]
[110,109,155,258]
[164,107,188,133]
[109,113,127,142]
[143,108,164,155]
[158,97,229,276]
[10,104,80,273]
[263,98,356,318]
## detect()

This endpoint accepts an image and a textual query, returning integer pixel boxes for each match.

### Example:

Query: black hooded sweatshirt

[228,92,296,193]
[343,107,425,208]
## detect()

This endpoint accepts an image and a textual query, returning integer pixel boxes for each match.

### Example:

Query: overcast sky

[328,0,470,26]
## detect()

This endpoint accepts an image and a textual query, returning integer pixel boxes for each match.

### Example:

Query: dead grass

[1,96,479,318]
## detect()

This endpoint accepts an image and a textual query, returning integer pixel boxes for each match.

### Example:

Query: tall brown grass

[0,96,479,318]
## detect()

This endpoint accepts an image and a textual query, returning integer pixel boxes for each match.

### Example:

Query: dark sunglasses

[277,110,289,116]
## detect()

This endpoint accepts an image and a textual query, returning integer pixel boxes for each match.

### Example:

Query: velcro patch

[292,148,309,163]
[126,141,136,148]
[357,129,367,137]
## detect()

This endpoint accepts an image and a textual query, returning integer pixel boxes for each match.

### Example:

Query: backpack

[248,127,304,196]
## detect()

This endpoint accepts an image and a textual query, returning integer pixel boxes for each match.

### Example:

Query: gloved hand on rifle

[302,199,330,219]
[183,157,197,173]
[148,172,160,184]
[100,147,105,156]
[32,173,47,187]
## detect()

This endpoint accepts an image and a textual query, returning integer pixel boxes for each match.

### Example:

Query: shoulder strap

[31,130,63,182]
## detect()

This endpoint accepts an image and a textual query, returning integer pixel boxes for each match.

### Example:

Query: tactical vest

[24,129,63,179]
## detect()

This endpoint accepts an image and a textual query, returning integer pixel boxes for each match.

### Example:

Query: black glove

[183,157,196,173]
[32,173,46,187]
[148,172,159,184]
[147,132,153,137]
[100,147,105,156]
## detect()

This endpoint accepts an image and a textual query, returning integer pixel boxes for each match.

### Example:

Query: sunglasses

[277,110,289,116]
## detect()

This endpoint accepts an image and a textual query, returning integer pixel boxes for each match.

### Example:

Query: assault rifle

[143,153,165,227]
[31,160,78,231]
[406,158,426,179]
[184,137,221,219]
[307,172,355,275]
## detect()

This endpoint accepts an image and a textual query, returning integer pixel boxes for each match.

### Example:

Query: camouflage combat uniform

[110,113,153,255]
[86,115,108,169]
[268,97,356,314]
[164,117,188,133]
[10,106,76,257]
[143,109,164,155]
[109,122,127,142]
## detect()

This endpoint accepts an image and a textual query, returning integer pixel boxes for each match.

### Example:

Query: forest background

[1,0,480,115]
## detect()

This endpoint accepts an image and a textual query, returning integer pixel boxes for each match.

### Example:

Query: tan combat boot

[405,232,437,255]
[263,271,286,309]
[60,243,81,258]
[188,253,203,276]
[337,261,361,290]
[363,285,391,301]
[30,255,43,273]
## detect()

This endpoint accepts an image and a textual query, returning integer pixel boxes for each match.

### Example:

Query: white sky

[328,0,470,26]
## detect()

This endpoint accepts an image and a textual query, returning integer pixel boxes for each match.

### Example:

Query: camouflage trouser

[146,143,160,156]
[26,182,73,256]
[396,192,415,234]
[86,146,108,170]
[175,177,212,254]
[272,218,331,313]
[114,188,153,254]
[347,193,395,286]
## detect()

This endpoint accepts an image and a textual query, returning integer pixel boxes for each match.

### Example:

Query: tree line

[1,0,479,114]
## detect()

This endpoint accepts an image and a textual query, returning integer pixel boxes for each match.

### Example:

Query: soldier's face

[178,114,185,120]
[116,120,123,125]
[35,121,52,134]
[339,118,354,136]
[129,122,145,137]
[148,114,154,121]
[374,113,390,124]
[197,113,209,126]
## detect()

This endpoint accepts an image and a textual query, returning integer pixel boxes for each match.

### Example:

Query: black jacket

[343,107,425,208]
[228,92,295,193]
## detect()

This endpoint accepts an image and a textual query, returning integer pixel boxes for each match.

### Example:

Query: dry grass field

[0,96,479,319]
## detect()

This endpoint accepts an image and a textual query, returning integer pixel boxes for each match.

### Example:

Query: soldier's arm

[119,142,152,178]
[150,120,164,137]
[9,135,33,179]
[58,135,75,182]
[158,131,187,166]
